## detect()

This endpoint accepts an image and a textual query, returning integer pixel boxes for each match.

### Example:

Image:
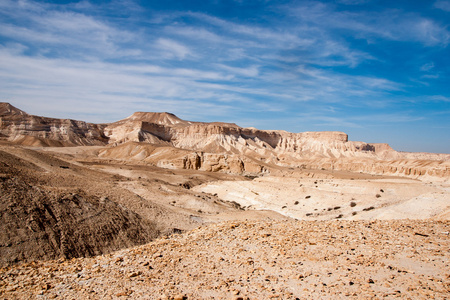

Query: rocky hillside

[104,111,393,160]
[0,142,282,268]
[0,102,395,158]
[0,147,161,266]
[1,102,449,180]
[0,103,107,146]
[1,219,448,299]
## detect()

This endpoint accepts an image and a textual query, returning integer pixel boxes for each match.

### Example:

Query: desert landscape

[0,102,449,299]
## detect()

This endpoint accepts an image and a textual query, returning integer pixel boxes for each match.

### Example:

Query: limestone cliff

[2,102,448,180]
[0,103,108,146]
[103,111,386,160]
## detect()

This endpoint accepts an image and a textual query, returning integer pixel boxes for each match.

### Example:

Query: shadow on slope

[0,149,159,267]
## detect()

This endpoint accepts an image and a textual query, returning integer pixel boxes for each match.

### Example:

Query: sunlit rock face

[0,103,107,146]
[2,102,449,180]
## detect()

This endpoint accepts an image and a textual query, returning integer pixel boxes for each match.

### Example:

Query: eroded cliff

[1,102,449,180]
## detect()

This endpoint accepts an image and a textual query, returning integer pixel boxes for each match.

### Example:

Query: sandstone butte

[0,102,449,299]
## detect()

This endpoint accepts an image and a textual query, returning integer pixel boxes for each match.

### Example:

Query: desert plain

[0,102,449,299]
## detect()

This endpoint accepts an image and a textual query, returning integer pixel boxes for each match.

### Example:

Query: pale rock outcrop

[104,111,386,160]
[2,103,449,180]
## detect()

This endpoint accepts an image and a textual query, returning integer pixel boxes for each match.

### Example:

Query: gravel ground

[1,219,449,299]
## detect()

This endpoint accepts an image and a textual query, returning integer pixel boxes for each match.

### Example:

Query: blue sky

[0,0,449,153]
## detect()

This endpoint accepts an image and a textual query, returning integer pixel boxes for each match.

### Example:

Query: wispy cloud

[429,95,450,102]
[155,38,193,60]
[434,0,450,12]
[286,2,450,46]
[421,62,435,71]
[336,0,371,5]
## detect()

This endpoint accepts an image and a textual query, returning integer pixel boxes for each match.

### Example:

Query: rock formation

[0,103,107,146]
[0,103,448,298]
[1,102,449,181]
[0,148,159,266]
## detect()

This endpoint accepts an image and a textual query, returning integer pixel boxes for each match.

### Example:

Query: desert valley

[0,102,448,299]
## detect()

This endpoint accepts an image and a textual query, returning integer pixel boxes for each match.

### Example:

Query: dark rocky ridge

[0,149,159,266]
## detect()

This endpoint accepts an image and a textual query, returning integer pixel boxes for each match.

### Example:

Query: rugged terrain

[2,102,449,180]
[1,220,449,299]
[0,102,449,298]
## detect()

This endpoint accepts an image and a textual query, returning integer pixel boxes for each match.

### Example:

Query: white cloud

[337,0,371,5]
[0,0,138,59]
[215,64,260,77]
[287,2,450,46]
[155,38,193,60]
[434,0,450,12]
[0,0,446,145]
[420,62,435,71]
[429,95,450,102]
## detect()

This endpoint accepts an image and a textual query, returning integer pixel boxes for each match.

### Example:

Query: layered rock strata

[1,103,449,180]
[0,103,107,146]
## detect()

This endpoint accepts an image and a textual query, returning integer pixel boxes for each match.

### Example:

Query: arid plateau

[0,102,448,299]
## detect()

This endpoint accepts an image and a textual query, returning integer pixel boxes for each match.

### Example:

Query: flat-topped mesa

[0,104,399,158]
[89,111,390,158]
[125,112,190,127]
[297,131,348,142]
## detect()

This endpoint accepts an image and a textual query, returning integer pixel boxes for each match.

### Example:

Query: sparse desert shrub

[350,202,356,207]
[336,214,343,219]
[306,213,312,216]
[334,206,341,210]
[375,194,381,198]
[305,195,311,199]
[294,201,299,205]
[380,189,384,193]
[327,207,333,211]
[352,212,357,216]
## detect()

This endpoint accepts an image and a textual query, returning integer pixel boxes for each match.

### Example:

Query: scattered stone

[0,218,448,299]
[414,232,429,237]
